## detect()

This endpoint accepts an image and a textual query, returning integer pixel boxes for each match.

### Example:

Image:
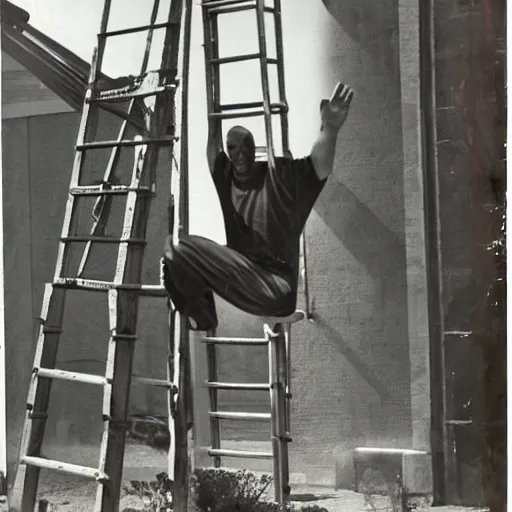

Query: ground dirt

[3,440,490,512]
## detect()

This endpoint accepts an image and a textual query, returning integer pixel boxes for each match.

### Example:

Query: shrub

[123,472,173,512]
[191,468,329,512]
[123,468,330,512]
[191,468,272,512]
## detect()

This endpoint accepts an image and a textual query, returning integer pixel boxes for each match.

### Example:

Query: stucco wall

[289,0,410,485]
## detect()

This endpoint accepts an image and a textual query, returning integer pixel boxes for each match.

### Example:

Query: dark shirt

[212,152,327,288]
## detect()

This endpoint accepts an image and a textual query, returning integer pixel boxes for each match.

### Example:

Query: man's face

[226,127,255,176]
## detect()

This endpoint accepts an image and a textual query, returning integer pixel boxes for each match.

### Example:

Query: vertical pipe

[301,230,312,319]
[0,68,6,494]
[419,0,447,503]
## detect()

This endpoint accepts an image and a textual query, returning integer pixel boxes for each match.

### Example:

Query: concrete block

[353,447,432,498]
[402,450,432,495]
[334,445,356,490]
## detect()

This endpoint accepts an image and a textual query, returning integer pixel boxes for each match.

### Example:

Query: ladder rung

[53,278,168,297]
[133,376,176,390]
[202,0,251,7]
[209,411,271,421]
[208,448,273,459]
[131,285,168,297]
[91,83,176,103]
[99,21,179,38]
[219,101,264,111]
[112,334,138,342]
[202,1,275,15]
[219,101,286,112]
[209,53,278,66]
[69,185,154,196]
[21,456,108,481]
[205,381,269,391]
[61,236,146,245]
[29,412,49,420]
[202,0,252,8]
[76,137,174,151]
[42,327,62,334]
[202,335,268,345]
[209,103,286,120]
[35,368,108,386]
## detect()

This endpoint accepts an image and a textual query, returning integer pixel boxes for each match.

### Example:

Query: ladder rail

[205,329,221,467]
[166,1,193,510]
[255,0,277,171]
[268,332,283,504]
[140,0,161,76]
[202,5,223,167]
[91,0,113,84]
[18,286,66,512]
[77,100,137,277]
[81,0,160,281]
[10,0,188,510]
[272,0,290,155]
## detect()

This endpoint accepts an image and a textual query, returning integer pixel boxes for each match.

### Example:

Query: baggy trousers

[162,234,296,330]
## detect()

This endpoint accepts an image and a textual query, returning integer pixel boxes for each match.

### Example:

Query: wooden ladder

[8,0,192,510]
[200,0,302,504]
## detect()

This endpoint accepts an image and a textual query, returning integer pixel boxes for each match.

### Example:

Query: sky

[8,0,334,241]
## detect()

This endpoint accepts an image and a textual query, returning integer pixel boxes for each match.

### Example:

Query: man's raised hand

[321,82,354,130]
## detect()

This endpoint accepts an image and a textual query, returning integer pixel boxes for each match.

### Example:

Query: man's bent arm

[310,83,354,181]
[207,120,223,174]
[310,123,341,181]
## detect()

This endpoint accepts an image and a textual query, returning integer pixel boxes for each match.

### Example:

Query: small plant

[123,469,330,512]
[256,505,328,512]
[123,472,173,512]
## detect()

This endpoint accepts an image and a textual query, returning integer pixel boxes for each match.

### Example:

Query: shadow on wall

[313,314,392,401]
[313,177,405,279]
[322,0,399,55]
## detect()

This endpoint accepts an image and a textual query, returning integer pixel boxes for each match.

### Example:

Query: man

[162,82,354,330]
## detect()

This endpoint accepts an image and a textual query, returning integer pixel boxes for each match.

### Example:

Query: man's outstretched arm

[310,82,354,181]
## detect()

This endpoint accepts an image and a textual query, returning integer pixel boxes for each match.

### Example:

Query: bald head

[227,125,255,145]
[226,126,256,179]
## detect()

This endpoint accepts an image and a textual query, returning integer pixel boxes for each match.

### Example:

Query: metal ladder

[8,1,191,510]
[200,0,301,504]
[203,312,303,505]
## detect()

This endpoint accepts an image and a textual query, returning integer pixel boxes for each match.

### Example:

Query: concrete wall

[289,0,410,486]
